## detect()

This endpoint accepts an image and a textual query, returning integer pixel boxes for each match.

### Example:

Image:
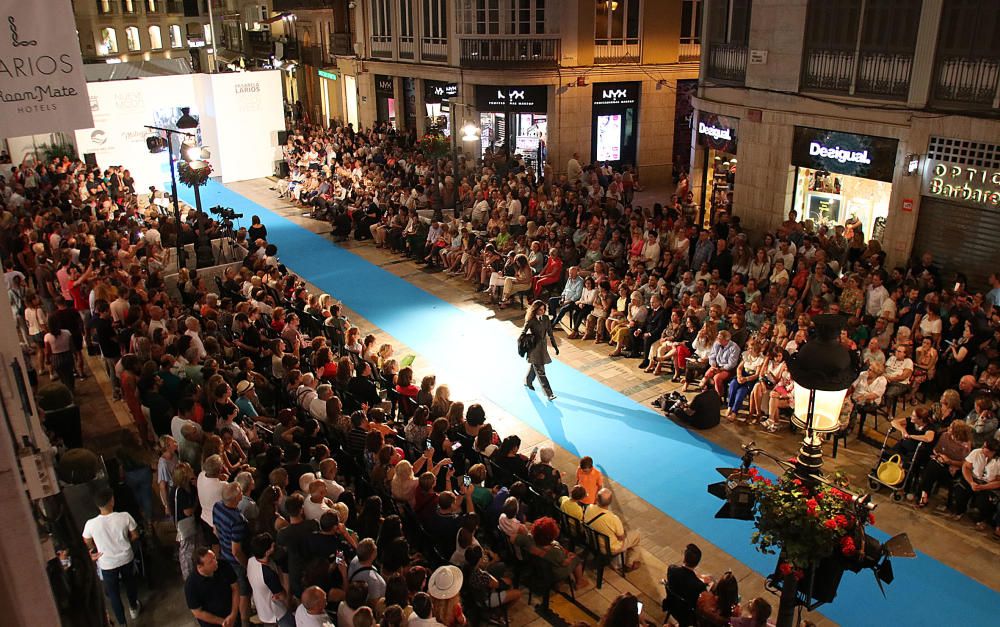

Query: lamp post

[779,313,858,626]
[144,107,200,271]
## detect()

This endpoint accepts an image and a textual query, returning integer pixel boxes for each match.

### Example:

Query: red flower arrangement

[415,132,450,159]
[177,160,212,187]
[750,469,866,568]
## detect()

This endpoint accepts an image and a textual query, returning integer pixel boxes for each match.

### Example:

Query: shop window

[125,26,141,51]
[595,0,640,45]
[169,24,182,47]
[681,0,702,44]
[423,0,447,43]
[98,27,119,55]
[148,25,163,49]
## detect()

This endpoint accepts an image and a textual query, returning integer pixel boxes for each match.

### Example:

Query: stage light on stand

[146,136,167,153]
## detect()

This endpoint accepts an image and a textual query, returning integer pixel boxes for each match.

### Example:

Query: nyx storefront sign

[591,82,641,165]
[593,82,641,107]
[424,80,458,104]
[375,75,394,98]
[791,126,898,183]
[696,112,739,154]
[475,85,548,112]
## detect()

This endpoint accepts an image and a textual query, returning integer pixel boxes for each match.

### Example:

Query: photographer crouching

[655,388,722,430]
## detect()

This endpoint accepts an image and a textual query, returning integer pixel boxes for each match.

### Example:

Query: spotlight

[146,136,167,153]
[176,107,199,129]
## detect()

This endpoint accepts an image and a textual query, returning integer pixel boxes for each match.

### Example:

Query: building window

[203,23,213,44]
[707,0,751,45]
[932,0,1000,105]
[512,0,544,35]
[169,24,182,47]
[475,0,500,35]
[681,0,702,44]
[125,26,141,50]
[98,27,119,55]
[149,25,163,49]
[97,0,112,14]
[400,0,414,40]
[595,0,640,45]
[801,0,920,98]
[123,0,136,13]
[371,0,393,38]
[147,0,158,11]
[423,0,447,43]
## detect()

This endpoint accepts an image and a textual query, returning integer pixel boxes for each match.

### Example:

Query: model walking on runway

[522,300,559,400]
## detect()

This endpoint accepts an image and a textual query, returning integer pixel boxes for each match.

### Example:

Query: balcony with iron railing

[273,0,334,10]
[399,36,416,59]
[327,31,354,58]
[421,37,448,62]
[594,38,641,64]
[801,47,912,99]
[459,36,560,68]
[707,42,747,83]
[931,55,1000,109]
[371,35,393,59]
[678,41,701,62]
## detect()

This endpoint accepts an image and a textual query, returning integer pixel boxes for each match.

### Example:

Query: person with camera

[660,388,722,430]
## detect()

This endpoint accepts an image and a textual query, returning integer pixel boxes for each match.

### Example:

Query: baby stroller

[867,430,924,502]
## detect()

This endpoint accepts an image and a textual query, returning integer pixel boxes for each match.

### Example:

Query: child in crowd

[575,456,604,505]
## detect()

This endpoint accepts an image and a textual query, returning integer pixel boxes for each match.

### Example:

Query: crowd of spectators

[1,149,679,626]
[278,119,1000,532]
[2,114,999,627]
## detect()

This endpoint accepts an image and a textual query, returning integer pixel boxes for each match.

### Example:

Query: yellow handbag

[877,454,905,486]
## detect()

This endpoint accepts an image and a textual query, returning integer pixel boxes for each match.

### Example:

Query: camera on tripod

[209,205,244,221]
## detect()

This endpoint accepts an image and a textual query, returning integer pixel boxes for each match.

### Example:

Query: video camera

[652,391,688,414]
[209,205,244,221]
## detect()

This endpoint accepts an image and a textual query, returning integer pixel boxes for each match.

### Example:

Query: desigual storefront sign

[922,159,1000,209]
[791,126,898,182]
[696,112,738,153]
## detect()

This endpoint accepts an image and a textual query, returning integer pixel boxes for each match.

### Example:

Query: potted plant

[177,161,212,187]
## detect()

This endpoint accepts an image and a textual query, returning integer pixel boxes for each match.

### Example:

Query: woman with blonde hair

[171,462,198,579]
[390,449,442,506]
[521,300,558,400]
[430,384,452,418]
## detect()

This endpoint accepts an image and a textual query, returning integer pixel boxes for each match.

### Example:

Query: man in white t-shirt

[198,455,227,531]
[303,479,334,522]
[82,488,141,626]
[295,586,335,627]
[949,438,1000,523]
[247,534,295,627]
[883,346,914,415]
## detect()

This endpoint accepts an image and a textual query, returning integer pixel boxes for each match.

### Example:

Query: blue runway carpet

[181,180,998,626]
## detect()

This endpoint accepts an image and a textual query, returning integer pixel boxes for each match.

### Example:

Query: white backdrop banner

[0,0,93,136]
[72,71,284,192]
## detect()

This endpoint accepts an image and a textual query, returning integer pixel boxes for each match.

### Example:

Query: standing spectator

[212,482,251,627]
[347,538,387,601]
[247,533,295,627]
[295,586,335,627]
[172,462,199,580]
[82,488,141,627]
[575,456,604,505]
[198,454,227,539]
[185,548,239,627]
[276,493,319,598]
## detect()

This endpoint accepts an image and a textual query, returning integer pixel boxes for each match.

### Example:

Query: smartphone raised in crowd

[463,475,472,487]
